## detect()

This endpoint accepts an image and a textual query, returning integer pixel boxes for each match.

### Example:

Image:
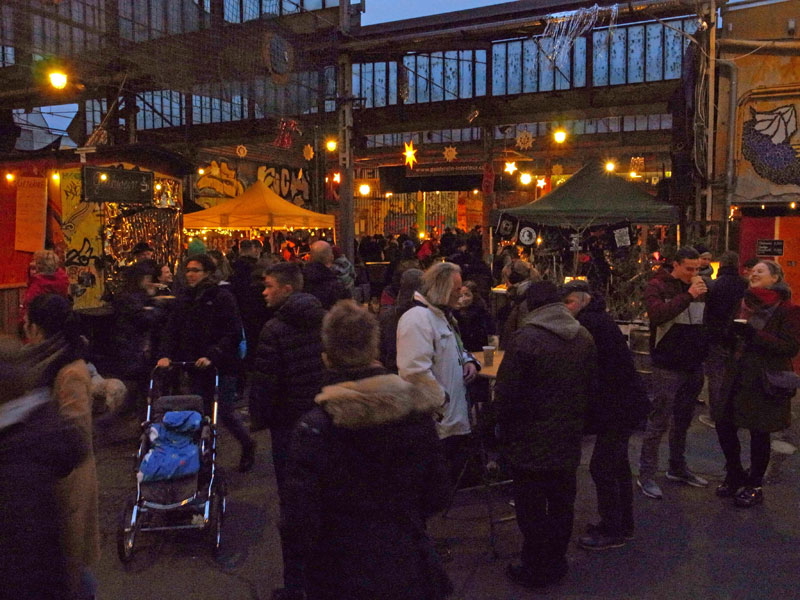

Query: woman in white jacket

[397,262,479,477]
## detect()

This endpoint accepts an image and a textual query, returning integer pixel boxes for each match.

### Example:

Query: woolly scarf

[738,287,783,331]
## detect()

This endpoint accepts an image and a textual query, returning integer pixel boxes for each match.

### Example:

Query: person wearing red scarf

[715,260,800,507]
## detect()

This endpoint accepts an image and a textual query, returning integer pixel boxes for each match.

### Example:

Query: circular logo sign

[519,226,537,246]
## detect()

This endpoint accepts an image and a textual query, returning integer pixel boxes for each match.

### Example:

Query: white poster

[614,227,631,248]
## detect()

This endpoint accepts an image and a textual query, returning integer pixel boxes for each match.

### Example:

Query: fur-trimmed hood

[315,373,444,429]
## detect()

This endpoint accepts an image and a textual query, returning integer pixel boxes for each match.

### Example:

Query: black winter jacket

[250,292,326,429]
[283,365,452,600]
[0,392,88,600]
[576,296,650,433]
[455,303,495,352]
[303,262,352,310]
[229,256,272,364]
[112,289,162,378]
[160,280,243,375]
[495,303,597,472]
[704,265,748,347]
[644,267,707,370]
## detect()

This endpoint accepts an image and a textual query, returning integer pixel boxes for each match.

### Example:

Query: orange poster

[14,177,47,253]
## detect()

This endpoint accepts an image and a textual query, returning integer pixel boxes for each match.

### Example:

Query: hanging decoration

[273,119,299,149]
[303,144,315,161]
[542,4,618,64]
[443,146,458,162]
[552,163,564,176]
[516,130,534,150]
[630,156,645,174]
[403,141,418,169]
[236,144,248,158]
[504,162,518,175]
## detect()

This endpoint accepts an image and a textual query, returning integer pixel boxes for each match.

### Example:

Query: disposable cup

[483,346,496,367]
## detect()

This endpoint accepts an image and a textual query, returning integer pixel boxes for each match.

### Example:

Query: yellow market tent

[184,181,335,230]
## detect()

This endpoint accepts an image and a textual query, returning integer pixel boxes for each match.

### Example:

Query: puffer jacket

[644,267,707,370]
[303,262,352,310]
[283,365,452,600]
[495,302,597,472]
[160,280,243,375]
[250,292,326,429]
[397,292,477,439]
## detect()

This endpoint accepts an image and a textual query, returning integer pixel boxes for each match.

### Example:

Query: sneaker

[505,563,567,589]
[586,522,634,541]
[578,532,626,550]
[734,486,763,508]
[715,476,745,498]
[637,478,663,499]
[698,414,716,428]
[665,470,709,488]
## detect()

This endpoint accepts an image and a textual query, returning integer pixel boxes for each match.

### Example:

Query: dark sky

[360,0,509,25]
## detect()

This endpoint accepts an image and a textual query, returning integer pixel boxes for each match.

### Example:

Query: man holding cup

[637,247,709,500]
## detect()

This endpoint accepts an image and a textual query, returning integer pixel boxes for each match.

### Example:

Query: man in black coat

[158,253,256,471]
[495,281,597,589]
[562,281,650,550]
[250,262,326,600]
[303,241,352,310]
[702,251,748,427]
[229,240,271,367]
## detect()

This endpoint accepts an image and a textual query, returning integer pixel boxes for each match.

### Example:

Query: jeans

[705,343,729,420]
[639,366,704,479]
[190,372,253,450]
[715,421,771,486]
[271,425,305,590]
[589,431,633,536]
[512,469,576,575]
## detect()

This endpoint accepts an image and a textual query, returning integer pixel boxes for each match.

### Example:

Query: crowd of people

[2,232,799,599]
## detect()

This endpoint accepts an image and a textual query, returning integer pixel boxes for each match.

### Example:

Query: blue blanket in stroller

[138,410,203,483]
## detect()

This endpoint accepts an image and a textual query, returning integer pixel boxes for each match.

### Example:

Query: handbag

[761,370,800,401]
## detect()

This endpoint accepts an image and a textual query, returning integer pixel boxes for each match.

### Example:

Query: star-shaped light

[333,172,341,183]
[536,178,547,188]
[504,162,518,175]
[443,146,457,162]
[404,141,418,169]
[303,144,315,161]
[516,130,534,150]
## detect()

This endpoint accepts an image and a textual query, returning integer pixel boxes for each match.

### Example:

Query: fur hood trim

[315,373,444,429]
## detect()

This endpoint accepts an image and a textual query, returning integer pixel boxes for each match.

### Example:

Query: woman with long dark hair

[716,260,800,507]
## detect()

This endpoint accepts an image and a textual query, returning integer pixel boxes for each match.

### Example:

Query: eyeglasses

[185,268,204,273]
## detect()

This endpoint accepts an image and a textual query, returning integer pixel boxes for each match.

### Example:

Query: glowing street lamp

[325,139,338,152]
[553,129,567,144]
[48,71,68,90]
[605,161,616,172]
[520,173,533,185]
[359,183,371,196]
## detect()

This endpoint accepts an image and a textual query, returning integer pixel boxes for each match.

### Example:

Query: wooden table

[477,349,504,379]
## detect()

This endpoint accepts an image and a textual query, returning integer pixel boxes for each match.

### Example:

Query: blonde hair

[322,300,379,368]
[420,262,461,306]
[33,250,60,275]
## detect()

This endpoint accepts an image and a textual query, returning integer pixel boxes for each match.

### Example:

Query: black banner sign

[756,239,784,256]
[82,166,154,205]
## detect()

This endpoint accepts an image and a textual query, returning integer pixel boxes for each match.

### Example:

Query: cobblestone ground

[94,396,800,600]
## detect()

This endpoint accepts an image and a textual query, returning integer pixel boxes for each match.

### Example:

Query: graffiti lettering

[65,237,98,268]
[257,165,310,207]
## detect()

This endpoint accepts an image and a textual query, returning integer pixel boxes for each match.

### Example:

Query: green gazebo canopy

[499,161,679,229]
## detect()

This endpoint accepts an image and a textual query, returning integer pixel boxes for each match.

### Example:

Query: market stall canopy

[184,181,335,230]
[498,161,679,229]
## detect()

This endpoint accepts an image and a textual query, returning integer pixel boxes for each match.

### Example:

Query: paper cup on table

[734,319,748,324]
[482,346,496,367]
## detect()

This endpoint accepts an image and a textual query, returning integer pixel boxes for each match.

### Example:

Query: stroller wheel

[117,495,141,563]
[207,491,225,557]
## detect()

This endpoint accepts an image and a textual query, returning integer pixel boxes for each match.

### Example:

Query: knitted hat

[187,239,207,257]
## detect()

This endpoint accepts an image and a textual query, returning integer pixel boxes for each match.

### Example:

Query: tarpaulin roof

[183,181,335,230]
[498,161,679,229]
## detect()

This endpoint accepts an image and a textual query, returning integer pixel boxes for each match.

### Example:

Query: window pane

[592,31,609,86]
[609,28,626,85]
[573,36,586,87]
[538,37,554,92]
[492,43,506,96]
[430,52,444,102]
[522,39,538,93]
[507,41,522,95]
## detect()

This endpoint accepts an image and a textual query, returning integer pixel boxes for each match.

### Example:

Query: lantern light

[333,172,341,184]
[5,173,14,182]
[197,168,205,175]
[605,162,616,172]
[48,71,68,90]
[473,189,479,195]
[359,183,371,196]
[520,173,533,185]
[99,173,108,182]
[325,139,338,152]
[553,129,567,144]
[51,172,60,182]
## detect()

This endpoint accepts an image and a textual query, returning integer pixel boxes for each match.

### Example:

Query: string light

[520,173,532,185]
[553,129,567,144]
[605,162,616,172]
[504,162,517,175]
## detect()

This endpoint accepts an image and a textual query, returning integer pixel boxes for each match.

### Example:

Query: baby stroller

[117,362,227,562]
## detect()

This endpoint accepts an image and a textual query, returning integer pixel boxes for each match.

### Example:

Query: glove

[730,320,755,341]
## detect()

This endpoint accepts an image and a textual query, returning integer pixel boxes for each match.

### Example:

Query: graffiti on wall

[195,160,244,208]
[258,165,310,207]
[742,104,800,186]
[61,170,104,307]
